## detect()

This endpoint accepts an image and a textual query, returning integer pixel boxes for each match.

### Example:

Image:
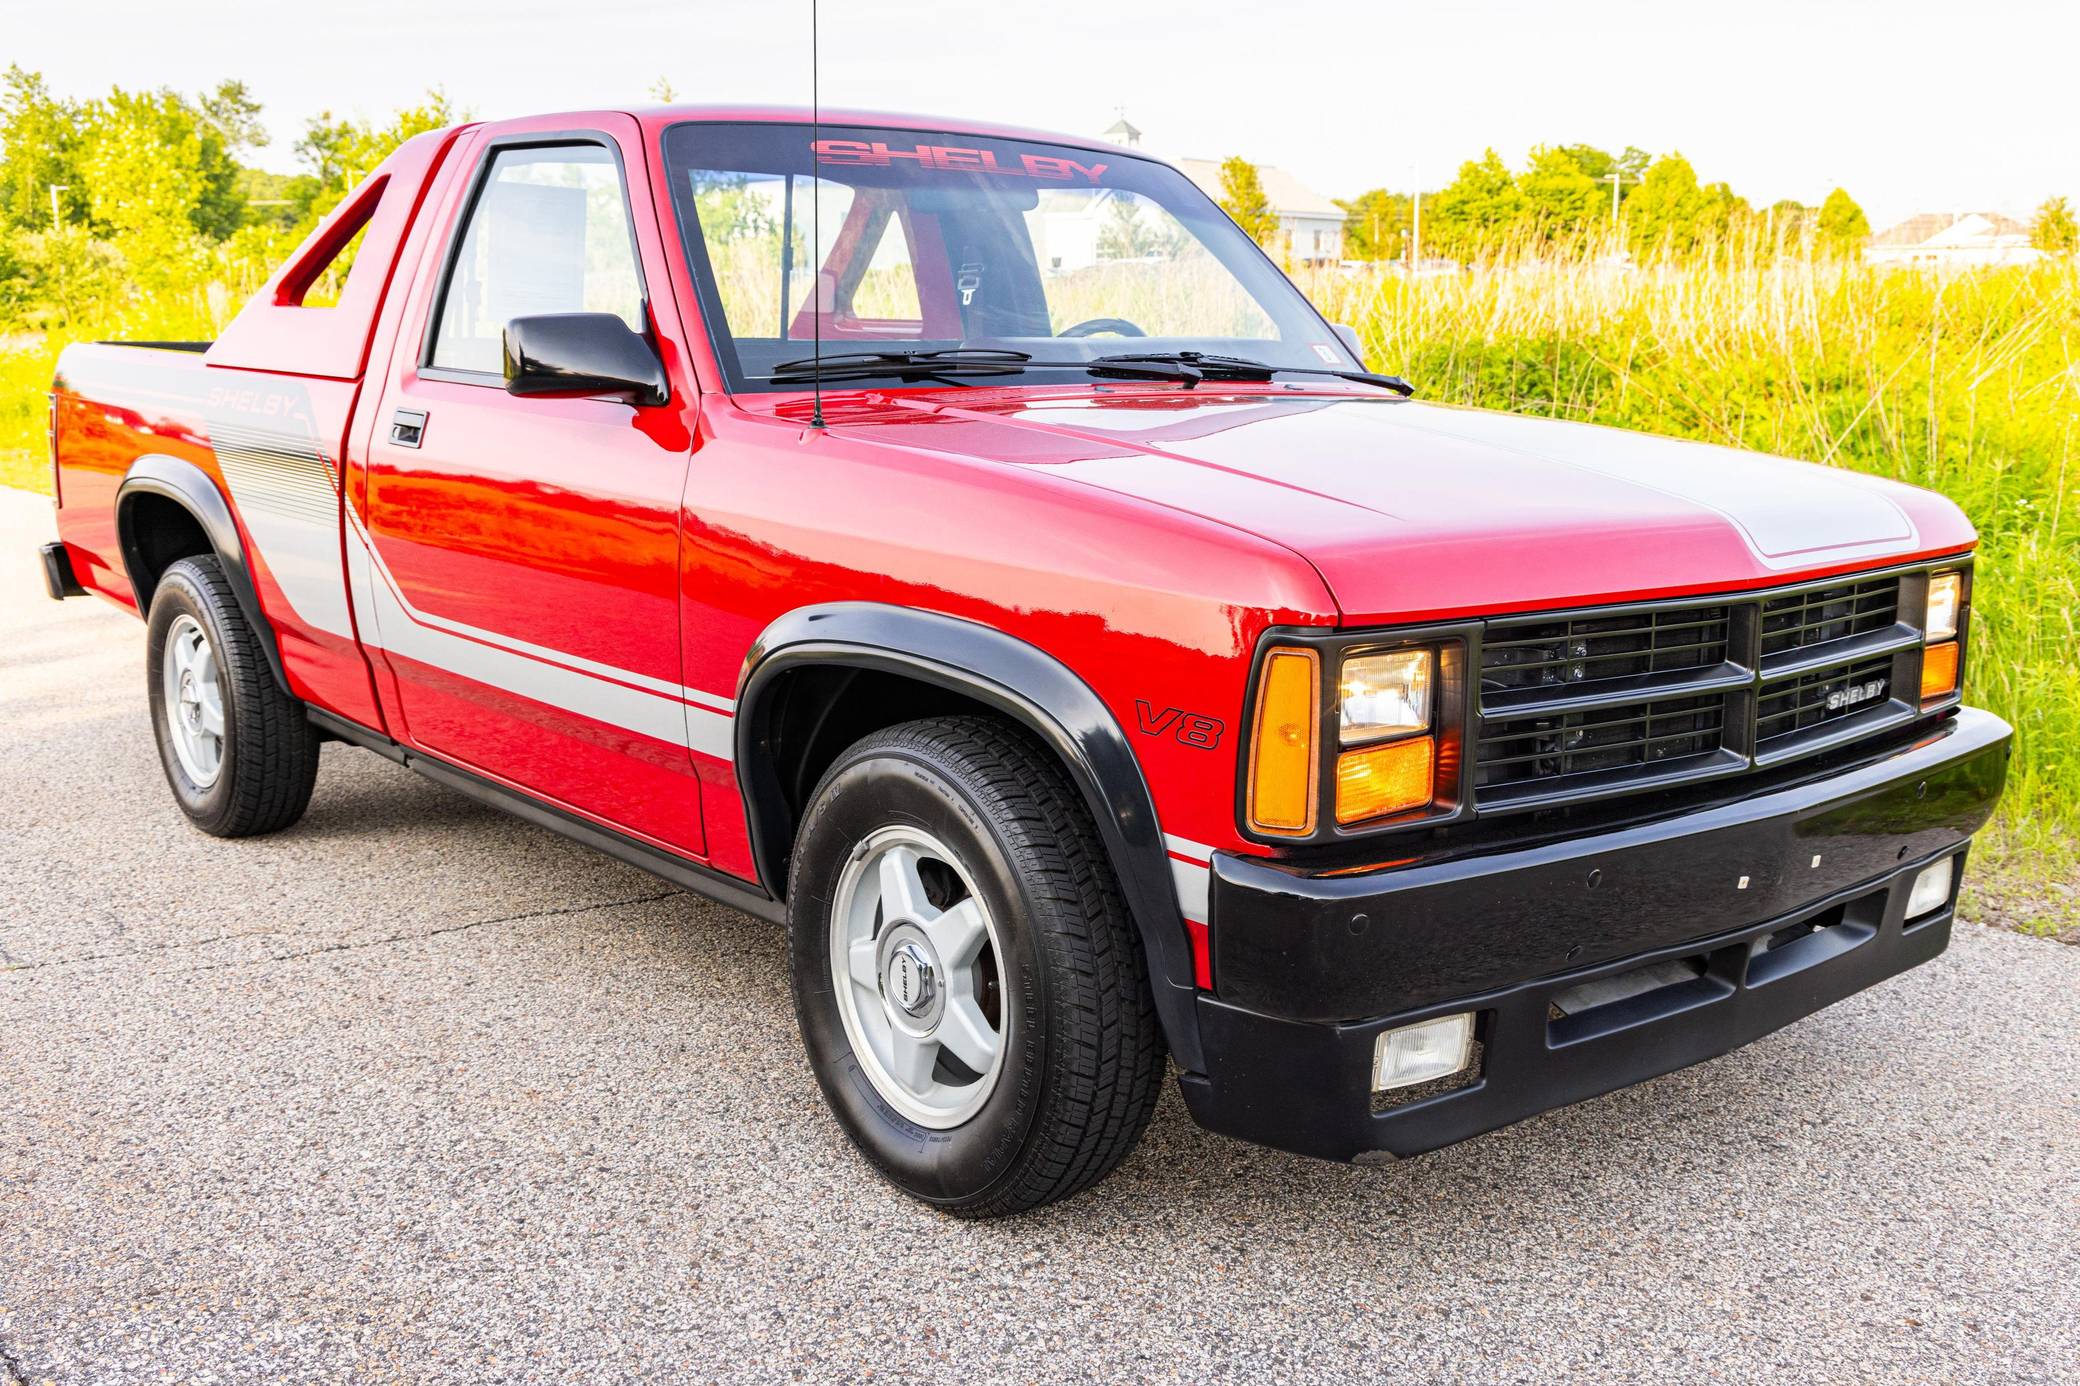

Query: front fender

[737,602,1204,1072]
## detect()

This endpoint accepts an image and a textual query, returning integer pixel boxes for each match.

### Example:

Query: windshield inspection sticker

[1311,343,1342,364]
[813,139,1108,184]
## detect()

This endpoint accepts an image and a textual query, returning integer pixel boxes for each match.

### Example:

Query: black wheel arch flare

[115,454,292,697]
[736,602,1205,1072]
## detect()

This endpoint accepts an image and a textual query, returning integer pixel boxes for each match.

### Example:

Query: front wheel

[787,716,1165,1217]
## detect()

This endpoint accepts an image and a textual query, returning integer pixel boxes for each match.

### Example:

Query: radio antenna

[809,0,825,429]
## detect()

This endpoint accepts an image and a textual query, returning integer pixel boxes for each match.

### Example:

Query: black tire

[145,555,320,837]
[787,715,1165,1217]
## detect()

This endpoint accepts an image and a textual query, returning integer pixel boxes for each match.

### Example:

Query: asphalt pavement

[3,485,2076,1384]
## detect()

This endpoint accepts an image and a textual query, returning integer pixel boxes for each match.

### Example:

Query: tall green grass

[1300,248,2078,874]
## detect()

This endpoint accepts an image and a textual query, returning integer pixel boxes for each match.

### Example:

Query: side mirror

[1332,322,1368,368]
[502,312,668,406]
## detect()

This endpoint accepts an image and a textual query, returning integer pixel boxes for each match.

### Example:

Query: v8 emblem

[1135,700,1225,750]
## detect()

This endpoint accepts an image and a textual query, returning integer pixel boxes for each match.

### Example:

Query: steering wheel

[1058,317,1148,339]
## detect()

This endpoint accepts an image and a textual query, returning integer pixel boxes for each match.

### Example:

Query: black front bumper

[1179,707,2012,1164]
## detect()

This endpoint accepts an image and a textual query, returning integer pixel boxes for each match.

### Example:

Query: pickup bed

[41,106,2011,1215]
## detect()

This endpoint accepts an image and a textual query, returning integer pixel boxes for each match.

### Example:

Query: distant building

[1089,114,1347,264]
[1175,159,1346,264]
[1101,114,1143,148]
[1867,212,2041,268]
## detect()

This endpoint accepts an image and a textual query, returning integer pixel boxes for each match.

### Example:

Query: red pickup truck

[40,106,2010,1216]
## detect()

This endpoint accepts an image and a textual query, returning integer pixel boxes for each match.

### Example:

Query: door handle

[390,408,427,449]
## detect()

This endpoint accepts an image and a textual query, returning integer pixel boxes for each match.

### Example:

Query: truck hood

[865,390,1974,623]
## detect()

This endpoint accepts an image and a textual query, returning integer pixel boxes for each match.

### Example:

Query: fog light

[1372,1012,1474,1093]
[1907,857,1954,919]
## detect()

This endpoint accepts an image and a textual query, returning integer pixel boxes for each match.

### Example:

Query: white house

[1867,212,2041,268]
[1174,159,1346,264]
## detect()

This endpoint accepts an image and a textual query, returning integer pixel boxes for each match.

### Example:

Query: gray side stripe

[346,504,735,759]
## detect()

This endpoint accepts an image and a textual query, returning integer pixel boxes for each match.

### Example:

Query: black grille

[1473,567,1925,810]
[1756,655,1895,748]
[1760,576,1899,659]
[1477,694,1728,790]
[1482,606,1730,695]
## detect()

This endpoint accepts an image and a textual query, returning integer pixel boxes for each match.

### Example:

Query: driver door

[358,118,709,854]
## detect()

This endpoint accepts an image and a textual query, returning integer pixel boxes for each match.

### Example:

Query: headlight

[1925,571,1962,641]
[1245,638,1456,839]
[1339,649,1433,745]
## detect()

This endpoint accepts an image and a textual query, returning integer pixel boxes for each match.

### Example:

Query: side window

[430,144,644,374]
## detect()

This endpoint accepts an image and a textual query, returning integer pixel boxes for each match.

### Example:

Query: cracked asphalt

[3,485,2077,1384]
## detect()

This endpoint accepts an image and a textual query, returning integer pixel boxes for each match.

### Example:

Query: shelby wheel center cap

[883,940,939,1019]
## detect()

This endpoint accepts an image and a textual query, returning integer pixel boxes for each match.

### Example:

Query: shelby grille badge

[1825,677,1888,713]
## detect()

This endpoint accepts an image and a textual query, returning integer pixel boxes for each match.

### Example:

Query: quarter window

[430,145,645,374]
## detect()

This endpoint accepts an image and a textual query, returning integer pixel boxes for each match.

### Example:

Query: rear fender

[115,454,290,696]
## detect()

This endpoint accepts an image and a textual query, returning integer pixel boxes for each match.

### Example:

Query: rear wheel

[146,555,320,837]
[787,715,1165,1217]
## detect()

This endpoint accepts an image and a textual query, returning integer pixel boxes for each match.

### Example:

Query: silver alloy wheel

[162,613,226,788]
[830,824,1008,1129]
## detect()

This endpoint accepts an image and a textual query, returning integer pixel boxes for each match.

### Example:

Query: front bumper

[1179,707,2012,1164]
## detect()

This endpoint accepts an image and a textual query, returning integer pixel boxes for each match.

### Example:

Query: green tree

[1427,149,1523,258]
[0,66,86,232]
[2030,195,2078,255]
[1816,188,1869,250]
[1217,156,1280,247]
[1623,153,1745,257]
[1518,144,1605,239]
[1555,143,1651,188]
[234,168,307,231]
[1766,199,1813,234]
[294,90,456,220]
[199,79,267,156]
[72,86,245,280]
[1337,188,1411,262]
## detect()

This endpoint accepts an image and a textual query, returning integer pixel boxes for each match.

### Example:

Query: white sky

[5,0,2075,229]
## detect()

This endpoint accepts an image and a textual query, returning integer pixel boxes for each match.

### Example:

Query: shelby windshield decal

[813,139,1108,184]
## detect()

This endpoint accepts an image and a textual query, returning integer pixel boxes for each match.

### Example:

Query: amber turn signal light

[1336,736,1435,824]
[1920,641,1960,702]
[1247,648,1320,835]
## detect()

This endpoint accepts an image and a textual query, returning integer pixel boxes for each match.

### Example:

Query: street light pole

[1409,163,1422,272]
[49,183,69,232]
[1602,172,1636,223]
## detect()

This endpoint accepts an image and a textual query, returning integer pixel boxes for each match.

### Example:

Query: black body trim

[308,708,784,924]
[39,541,85,599]
[1179,706,2011,1164]
[115,454,290,695]
[736,602,1202,1071]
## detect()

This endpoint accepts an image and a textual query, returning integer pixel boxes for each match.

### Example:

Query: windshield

[661,121,1357,392]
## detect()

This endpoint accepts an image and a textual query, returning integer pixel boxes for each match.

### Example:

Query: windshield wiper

[767,348,1033,381]
[764,348,1204,388]
[1091,351,1416,395]
[761,347,1400,393]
